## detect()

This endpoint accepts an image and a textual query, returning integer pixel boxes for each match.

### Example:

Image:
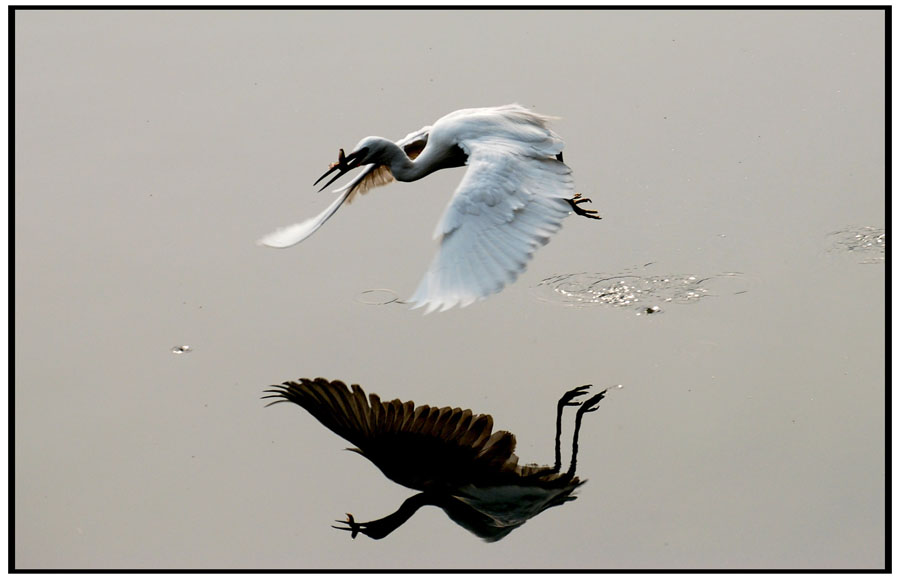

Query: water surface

[14,9,885,569]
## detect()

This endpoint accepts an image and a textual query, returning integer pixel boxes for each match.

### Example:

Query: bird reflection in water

[263,378,607,542]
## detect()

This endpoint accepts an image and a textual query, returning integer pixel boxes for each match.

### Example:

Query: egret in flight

[263,378,607,541]
[259,104,600,313]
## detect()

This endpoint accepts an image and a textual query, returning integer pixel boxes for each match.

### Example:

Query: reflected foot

[566,193,601,220]
[578,390,608,414]
[332,512,399,540]
[332,513,361,539]
[559,384,592,408]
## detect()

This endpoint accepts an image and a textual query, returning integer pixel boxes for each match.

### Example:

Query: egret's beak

[313,148,367,192]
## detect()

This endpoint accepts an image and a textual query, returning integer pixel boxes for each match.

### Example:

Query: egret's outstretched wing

[408,140,574,313]
[257,126,430,248]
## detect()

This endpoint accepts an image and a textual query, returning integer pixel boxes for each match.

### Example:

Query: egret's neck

[380,140,447,182]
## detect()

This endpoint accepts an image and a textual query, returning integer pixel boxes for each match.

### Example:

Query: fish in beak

[313,147,368,191]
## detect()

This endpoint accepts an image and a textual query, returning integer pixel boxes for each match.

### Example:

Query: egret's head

[349,136,396,165]
[313,137,386,191]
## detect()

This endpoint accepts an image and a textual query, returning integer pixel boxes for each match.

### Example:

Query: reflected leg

[555,385,592,472]
[332,493,432,540]
[567,390,607,478]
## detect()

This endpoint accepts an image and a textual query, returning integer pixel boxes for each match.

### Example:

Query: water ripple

[827,226,885,264]
[532,270,747,313]
[354,289,402,306]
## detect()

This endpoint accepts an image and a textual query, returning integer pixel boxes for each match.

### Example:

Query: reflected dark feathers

[262,378,573,491]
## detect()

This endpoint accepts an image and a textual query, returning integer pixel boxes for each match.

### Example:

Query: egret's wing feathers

[338,164,394,202]
[258,126,430,248]
[257,187,353,248]
[409,139,574,313]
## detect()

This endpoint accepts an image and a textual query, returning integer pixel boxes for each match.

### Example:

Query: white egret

[263,378,607,541]
[259,104,600,313]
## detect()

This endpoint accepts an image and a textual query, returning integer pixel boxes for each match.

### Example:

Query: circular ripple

[354,289,402,306]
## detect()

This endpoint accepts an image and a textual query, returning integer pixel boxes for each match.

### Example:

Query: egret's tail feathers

[257,189,352,248]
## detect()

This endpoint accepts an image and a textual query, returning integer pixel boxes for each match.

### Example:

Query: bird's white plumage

[260,104,580,312]
[409,138,573,312]
[340,126,431,203]
[256,186,354,248]
[257,126,430,249]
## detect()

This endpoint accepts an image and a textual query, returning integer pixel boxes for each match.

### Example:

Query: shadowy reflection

[263,378,606,542]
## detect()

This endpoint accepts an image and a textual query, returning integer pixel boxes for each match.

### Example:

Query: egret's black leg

[566,389,608,478]
[566,193,602,220]
[554,385,592,472]
[556,152,564,162]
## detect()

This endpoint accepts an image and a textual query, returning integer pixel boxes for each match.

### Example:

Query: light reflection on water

[826,226,885,264]
[532,269,748,313]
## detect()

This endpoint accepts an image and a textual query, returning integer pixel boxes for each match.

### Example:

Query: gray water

[14,9,885,569]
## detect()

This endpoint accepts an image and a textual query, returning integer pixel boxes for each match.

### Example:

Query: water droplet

[171,345,192,355]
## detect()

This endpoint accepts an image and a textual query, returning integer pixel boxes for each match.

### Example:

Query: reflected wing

[263,378,520,490]
[408,139,575,313]
[257,126,430,248]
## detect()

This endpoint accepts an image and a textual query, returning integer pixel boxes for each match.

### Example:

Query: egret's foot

[559,384,592,407]
[567,194,601,220]
[332,513,361,539]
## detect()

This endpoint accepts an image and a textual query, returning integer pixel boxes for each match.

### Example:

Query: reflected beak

[313,148,366,192]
